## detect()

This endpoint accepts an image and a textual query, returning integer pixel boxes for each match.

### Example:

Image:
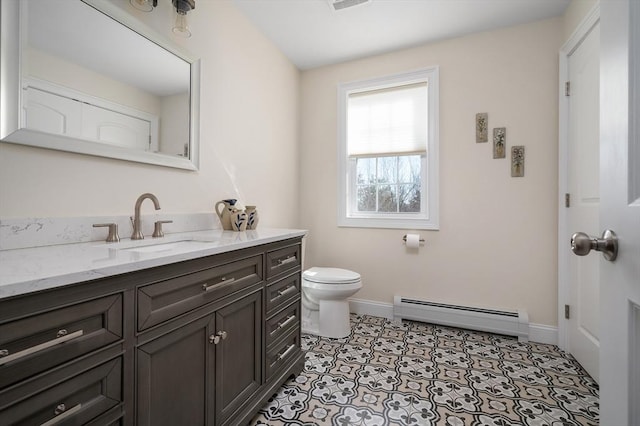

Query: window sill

[338,216,439,230]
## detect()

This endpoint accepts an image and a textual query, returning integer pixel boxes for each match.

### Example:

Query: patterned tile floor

[250,314,599,426]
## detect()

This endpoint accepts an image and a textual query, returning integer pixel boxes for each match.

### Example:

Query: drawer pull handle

[270,343,296,368]
[271,315,296,335]
[40,403,82,426]
[275,286,297,298]
[278,344,296,360]
[277,256,297,266]
[0,329,84,366]
[202,277,235,292]
[54,403,67,416]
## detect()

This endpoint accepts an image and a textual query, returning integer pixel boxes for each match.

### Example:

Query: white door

[22,87,82,136]
[597,0,640,424]
[566,21,600,382]
[82,104,152,151]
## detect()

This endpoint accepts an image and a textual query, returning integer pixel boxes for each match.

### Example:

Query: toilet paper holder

[402,235,425,243]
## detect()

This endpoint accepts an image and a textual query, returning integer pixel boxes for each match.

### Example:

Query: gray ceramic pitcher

[215,199,238,230]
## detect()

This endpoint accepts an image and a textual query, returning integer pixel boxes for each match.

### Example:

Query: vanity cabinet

[136,286,262,426]
[0,236,305,426]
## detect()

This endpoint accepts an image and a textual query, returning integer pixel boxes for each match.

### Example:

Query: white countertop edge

[0,228,307,300]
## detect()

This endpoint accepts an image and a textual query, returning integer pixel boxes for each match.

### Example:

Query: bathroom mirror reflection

[0,0,200,170]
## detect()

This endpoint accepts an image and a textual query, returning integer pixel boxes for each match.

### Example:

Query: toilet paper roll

[405,233,421,248]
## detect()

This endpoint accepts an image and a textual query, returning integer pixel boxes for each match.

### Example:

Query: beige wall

[300,18,563,326]
[0,0,300,229]
[562,0,599,42]
[27,48,162,115]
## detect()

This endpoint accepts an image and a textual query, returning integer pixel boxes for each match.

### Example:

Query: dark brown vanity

[0,236,304,425]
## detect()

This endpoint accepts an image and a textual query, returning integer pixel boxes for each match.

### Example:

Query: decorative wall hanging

[476,113,488,143]
[493,127,506,158]
[511,146,525,177]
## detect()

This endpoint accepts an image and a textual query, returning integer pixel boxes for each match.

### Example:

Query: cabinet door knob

[209,334,221,345]
[217,330,228,340]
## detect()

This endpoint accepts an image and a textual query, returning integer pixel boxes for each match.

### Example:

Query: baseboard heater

[393,296,529,342]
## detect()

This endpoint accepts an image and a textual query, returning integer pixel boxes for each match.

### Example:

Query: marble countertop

[0,228,306,300]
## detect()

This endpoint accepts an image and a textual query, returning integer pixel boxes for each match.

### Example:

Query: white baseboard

[348,297,558,346]
[349,298,394,319]
[528,323,558,346]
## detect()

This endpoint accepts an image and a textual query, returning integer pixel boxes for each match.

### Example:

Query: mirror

[0,0,200,170]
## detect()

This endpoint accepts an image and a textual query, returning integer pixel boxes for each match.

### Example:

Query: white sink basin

[99,237,218,253]
[123,240,215,253]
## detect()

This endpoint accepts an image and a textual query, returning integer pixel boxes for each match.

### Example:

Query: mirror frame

[0,0,201,171]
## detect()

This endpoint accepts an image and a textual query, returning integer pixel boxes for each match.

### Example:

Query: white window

[337,68,439,230]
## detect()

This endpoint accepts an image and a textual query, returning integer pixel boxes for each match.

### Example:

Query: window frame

[337,67,440,230]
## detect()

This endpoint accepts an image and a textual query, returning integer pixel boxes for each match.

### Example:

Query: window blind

[347,81,427,157]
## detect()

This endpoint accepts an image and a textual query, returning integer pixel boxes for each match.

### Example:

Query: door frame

[557,3,600,352]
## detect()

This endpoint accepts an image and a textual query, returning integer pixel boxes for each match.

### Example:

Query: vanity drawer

[265,273,300,315]
[266,244,301,279]
[266,329,300,380]
[266,302,300,348]
[137,254,263,331]
[0,294,123,389]
[0,357,122,426]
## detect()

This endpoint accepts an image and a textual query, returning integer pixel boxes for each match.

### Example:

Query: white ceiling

[231,0,570,70]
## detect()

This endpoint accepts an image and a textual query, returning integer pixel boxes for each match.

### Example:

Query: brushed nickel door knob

[571,229,618,261]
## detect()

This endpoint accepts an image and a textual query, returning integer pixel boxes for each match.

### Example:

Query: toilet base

[319,300,351,338]
[301,300,352,339]
[301,305,320,336]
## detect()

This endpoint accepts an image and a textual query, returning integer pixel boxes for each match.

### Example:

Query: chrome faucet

[131,193,161,240]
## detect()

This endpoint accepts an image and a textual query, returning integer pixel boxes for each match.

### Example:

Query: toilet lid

[303,267,361,284]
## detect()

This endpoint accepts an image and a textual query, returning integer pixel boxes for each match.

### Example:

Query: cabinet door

[136,316,214,426]
[214,290,262,424]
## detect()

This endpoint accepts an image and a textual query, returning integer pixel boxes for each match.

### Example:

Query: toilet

[301,267,362,338]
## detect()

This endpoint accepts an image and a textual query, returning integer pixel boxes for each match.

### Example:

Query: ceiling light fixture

[130,0,157,12]
[128,0,195,38]
[172,0,195,38]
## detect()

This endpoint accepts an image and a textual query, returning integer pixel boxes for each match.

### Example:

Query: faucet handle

[93,223,120,243]
[152,220,173,238]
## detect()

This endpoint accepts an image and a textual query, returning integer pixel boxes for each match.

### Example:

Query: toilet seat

[303,267,361,285]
